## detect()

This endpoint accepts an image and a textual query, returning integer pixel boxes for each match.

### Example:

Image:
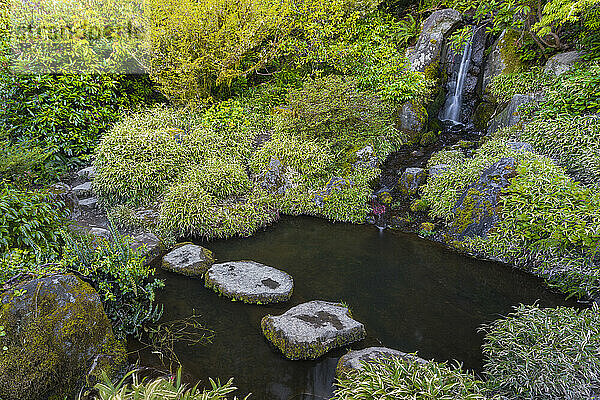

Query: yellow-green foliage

[422,138,600,298]
[0,275,125,400]
[333,357,489,400]
[143,0,291,104]
[93,368,248,400]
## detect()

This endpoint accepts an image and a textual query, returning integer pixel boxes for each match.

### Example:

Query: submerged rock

[0,274,125,400]
[544,51,581,76]
[336,347,427,376]
[452,157,517,239]
[161,243,214,276]
[399,167,426,195]
[261,300,366,360]
[205,261,293,304]
[407,9,462,73]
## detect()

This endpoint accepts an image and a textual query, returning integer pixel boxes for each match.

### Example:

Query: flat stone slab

[79,197,98,210]
[261,300,366,360]
[161,243,214,276]
[77,166,96,179]
[205,261,293,304]
[73,181,93,197]
[336,347,427,376]
[131,232,164,266]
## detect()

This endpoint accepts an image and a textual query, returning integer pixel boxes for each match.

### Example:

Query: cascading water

[441,36,473,124]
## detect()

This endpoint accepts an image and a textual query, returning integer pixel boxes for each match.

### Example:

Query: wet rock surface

[161,243,215,277]
[488,93,543,134]
[399,167,426,195]
[205,261,293,304]
[131,232,164,266]
[261,300,366,360]
[336,346,427,376]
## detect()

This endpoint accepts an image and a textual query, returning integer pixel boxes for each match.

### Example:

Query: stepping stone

[161,243,214,276]
[73,181,93,197]
[261,300,366,360]
[336,347,427,376]
[205,261,293,304]
[77,166,96,179]
[131,232,164,266]
[89,227,110,240]
[79,197,98,210]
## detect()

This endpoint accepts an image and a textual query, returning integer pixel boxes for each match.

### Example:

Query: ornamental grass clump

[333,356,489,399]
[481,304,600,400]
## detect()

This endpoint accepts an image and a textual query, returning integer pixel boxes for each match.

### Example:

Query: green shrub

[59,226,164,338]
[0,185,68,263]
[481,304,600,400]
[488,67,552,102]
[0,134,49,183]
[333,356,489,399]
[0,73,160,171]
[92,368,248,400]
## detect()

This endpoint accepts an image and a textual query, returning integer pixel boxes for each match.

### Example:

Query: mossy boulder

[261,301,366,360]
[397,101,428,140]
[205,260,294,304]
[336,347,427,377]
[544,51,581,76]
[482,29,524,94]
[161,243,214,277]
[399,168,427,195]
[452,157,517,240]
[0,274,125,400]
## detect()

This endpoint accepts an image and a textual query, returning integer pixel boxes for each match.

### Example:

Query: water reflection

[130,216,577,399]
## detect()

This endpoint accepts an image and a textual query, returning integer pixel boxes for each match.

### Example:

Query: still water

[131,216,575,399]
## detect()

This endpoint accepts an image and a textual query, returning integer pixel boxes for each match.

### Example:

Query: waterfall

[441,37,473,124]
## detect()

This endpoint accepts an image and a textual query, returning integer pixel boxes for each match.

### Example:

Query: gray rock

[88,227,110,240]
[336,347,427,376]
[205,261,293,304]
[73,181,94,198]
[544,51,581,76]
[408,9,462,73]
[161,243,214,276]
[354,145,378,169]
[0,274,124,400]
[452,157,517,239]
[482,30,522,95]
[506,141,533,153]
[79,197,98,210]
[261,300,366,360]
[77,166,96,179]
[256,157,292,196]
[48,182,79,215]
[313,177,353,208]
[397,102,427,138]
[399,167,426,195]
[488,93,543,134]
[428,164,450,179]
[131,232,164,266]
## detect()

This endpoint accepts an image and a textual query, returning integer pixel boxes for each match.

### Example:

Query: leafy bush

[333,357,489,399]
[482,304,600,400]
[91,368,248,400]
[488,67,552,102]
[60,226,164,338]
[0,185,68,263]
[422,138,600,298]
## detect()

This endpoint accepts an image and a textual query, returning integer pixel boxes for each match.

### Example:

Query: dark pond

[130,216,577,399]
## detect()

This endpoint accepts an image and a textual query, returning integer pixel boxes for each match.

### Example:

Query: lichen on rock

[0,274,125,400]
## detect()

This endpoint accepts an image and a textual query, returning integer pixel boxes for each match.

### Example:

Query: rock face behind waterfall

[439,23,488,124]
